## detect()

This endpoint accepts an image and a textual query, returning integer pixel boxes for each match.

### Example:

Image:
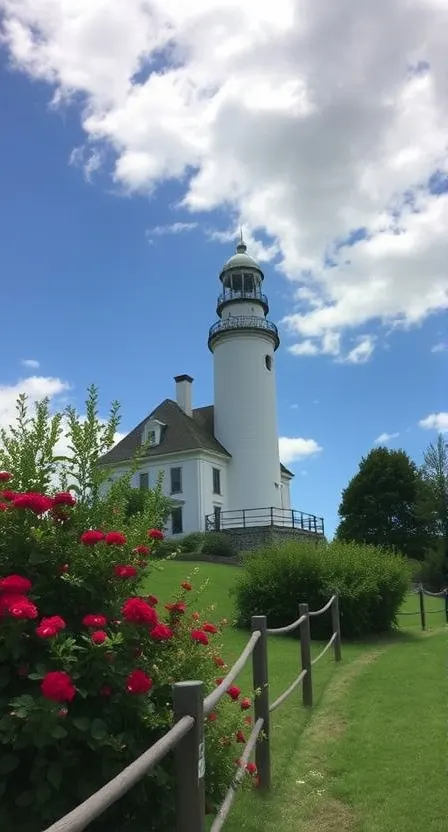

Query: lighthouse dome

[219,237,263,279]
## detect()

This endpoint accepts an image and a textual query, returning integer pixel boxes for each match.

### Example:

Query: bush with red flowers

[0,388,256,831]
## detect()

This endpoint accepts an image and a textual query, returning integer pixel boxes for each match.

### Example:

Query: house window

[139,472,149,490]
[214,506,221,530]
[265,355,272,371]
[148,430,156,445]
[212,467,221,495]
[171,506,183,535]
[170,467,182,494]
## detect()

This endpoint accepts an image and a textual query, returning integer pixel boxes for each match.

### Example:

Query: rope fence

[396,584,448,631]
[43,594,342,832]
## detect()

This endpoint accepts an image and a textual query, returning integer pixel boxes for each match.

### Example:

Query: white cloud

[146,221,198,240]
[343,335,375,364]
[2,1,448,357]
[279,436,322,465]
[69,146,104,182]
[431,341,447,352]
[419,412,448,432]
[21,358,40,369]
[374,431,400,444]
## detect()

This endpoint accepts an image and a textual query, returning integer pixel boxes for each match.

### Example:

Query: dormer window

[142,419,165,448]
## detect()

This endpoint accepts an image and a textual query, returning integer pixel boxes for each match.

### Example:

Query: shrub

[202,533,236,558]
[180,531,207,553]
[419,545,448,590]
[0,391,256,831]
[233,539,410,639]
[149,538,182,560]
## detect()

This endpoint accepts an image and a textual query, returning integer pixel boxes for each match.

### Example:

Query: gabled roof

[99,400,231,465]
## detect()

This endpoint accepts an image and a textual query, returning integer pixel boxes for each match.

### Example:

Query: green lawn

[142,562,447,832]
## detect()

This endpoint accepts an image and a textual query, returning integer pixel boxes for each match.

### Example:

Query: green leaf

[0,754,19,775]
[28,550,52,565]
[90,718,108,741]
[72,716,90,732]
[50,726,68,740]
[28,673,44,681]
[36,783,52,804]
[47,764,62,791]
[15,791,34,808]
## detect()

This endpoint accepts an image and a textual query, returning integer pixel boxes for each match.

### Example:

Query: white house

[99,238,323,540]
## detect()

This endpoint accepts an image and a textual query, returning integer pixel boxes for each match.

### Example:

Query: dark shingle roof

[99,399,294,480]
[99,400,231,465]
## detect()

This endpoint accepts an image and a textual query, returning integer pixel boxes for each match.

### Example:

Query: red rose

[149,622,174,641]
[191,629,209,646]
[13,493,53,514]
[213,656,226,668]
[0,472,12,482]
[146,595,158,607]
[80,530,105,546]
[0,490,16,501]
[105,531,127,546]
[52,491,76,507]
[0,575,32,595]
[165,601,186,615]
[246,762,257,776]
[208,712,218,722]
[83,613,107,628]
[215,678,224,686]
[0,502,10,511]
[0,594,38,619]
[36,615,66,639]
[122,597,158,627]
[181,581,192,591]
[236,730,246,743]
[133,545,151,556]
[113,565,138,579]
[91,630,108,645]
[41,671,76,703]
[240,697,252,710]
[148,528,164,541]
[59,564,69,574]
[244,715,253,725]
[202,622,218,634]
[227,685,241,701]
[126,669,153,695]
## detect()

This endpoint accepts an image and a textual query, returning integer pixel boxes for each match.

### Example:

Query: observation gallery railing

[43,595,342,832]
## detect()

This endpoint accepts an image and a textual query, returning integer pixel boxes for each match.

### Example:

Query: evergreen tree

[421,433,448,561]
[336,446,435,558]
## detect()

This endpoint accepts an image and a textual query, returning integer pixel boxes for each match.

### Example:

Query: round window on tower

[265,354,272,372]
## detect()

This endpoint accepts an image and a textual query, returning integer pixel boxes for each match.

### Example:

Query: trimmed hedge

[202,532,236,558]
[232,540,410,639]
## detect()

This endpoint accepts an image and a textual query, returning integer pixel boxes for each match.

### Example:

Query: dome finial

[236,226,247,254]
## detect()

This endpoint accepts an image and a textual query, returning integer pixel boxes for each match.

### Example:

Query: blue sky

[0,2,447,536]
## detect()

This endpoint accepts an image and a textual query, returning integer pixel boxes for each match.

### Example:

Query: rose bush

[0,391,257,831]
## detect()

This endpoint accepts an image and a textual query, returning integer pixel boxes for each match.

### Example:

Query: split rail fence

[397,584,448,631]
[43,595,342,832]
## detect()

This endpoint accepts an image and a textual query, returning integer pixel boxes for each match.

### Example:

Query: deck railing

[43,595,342,832]
[205,506,325,535]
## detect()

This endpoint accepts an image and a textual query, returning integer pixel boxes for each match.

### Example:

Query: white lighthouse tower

[209,235,282,514]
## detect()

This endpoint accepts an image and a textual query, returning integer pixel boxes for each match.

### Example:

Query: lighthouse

[209,235,282,513]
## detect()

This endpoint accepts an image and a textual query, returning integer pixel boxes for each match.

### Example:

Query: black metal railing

[208,317,279,350]
[216,290,269,316]
[205,507,324,535]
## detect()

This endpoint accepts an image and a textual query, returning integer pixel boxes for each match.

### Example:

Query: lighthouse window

[265,355,272,371]
[231,273,243,292]
[243,274,255,292]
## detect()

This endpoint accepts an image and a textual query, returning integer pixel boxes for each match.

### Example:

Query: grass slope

[143,561,446,832]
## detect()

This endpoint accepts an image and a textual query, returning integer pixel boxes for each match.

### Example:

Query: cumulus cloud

[419,412,448,432]
[20,358,40,369]
[279,436,322,465]
[2,0,448,359]
[374,431,400,444]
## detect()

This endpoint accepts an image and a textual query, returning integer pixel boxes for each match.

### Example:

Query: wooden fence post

[299,603,313,707]
[251,615,271,791]
[418,585,426,631]
[331,594,342,663]
[173,681,205,832]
